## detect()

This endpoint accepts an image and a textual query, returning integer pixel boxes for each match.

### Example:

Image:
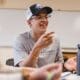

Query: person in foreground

[0,62,62,80]
[13,3,63,67]
[23,63,62,80]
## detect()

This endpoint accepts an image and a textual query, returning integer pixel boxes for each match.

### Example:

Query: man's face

[30,13,49,33]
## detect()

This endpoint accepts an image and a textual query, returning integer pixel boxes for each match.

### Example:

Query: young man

[13,4,63,67]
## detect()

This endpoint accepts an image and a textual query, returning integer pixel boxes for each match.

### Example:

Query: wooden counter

[62,48,77,58]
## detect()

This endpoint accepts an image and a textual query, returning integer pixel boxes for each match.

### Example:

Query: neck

[31,31,45,41]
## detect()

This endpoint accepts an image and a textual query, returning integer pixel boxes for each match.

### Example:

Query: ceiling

[0,0,80,11]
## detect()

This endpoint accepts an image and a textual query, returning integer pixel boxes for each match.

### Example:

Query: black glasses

[31,15,51,20]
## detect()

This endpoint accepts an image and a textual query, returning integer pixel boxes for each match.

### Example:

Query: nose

[41,17,48,21]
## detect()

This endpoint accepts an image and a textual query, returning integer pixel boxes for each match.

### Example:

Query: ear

[27,20,32,27]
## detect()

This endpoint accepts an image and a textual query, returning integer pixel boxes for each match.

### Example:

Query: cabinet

[62,48,77,59]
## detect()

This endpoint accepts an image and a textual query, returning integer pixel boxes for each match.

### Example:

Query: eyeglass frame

[30,14,51,20]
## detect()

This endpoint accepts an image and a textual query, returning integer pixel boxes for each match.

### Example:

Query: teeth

[40,23,46,26]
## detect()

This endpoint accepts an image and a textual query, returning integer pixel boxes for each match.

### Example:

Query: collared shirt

[13,31,64,67]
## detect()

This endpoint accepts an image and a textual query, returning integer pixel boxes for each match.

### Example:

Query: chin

[40,30,46,34]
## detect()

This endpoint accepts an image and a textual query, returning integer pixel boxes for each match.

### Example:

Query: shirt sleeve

[13,35,28,66]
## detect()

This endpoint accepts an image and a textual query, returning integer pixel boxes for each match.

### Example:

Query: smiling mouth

[40,25,46,29]
[40,23,47,28]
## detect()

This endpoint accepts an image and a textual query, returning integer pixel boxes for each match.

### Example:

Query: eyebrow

[37,13,47,16]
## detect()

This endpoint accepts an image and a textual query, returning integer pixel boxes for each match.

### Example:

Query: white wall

[0,9,80,64]
[0,9,80,48]
[48,11,80,48]
[0,47,13,64]
[0,9,28,46]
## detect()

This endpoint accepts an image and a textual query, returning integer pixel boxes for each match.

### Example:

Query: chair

[6,58,14,66]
